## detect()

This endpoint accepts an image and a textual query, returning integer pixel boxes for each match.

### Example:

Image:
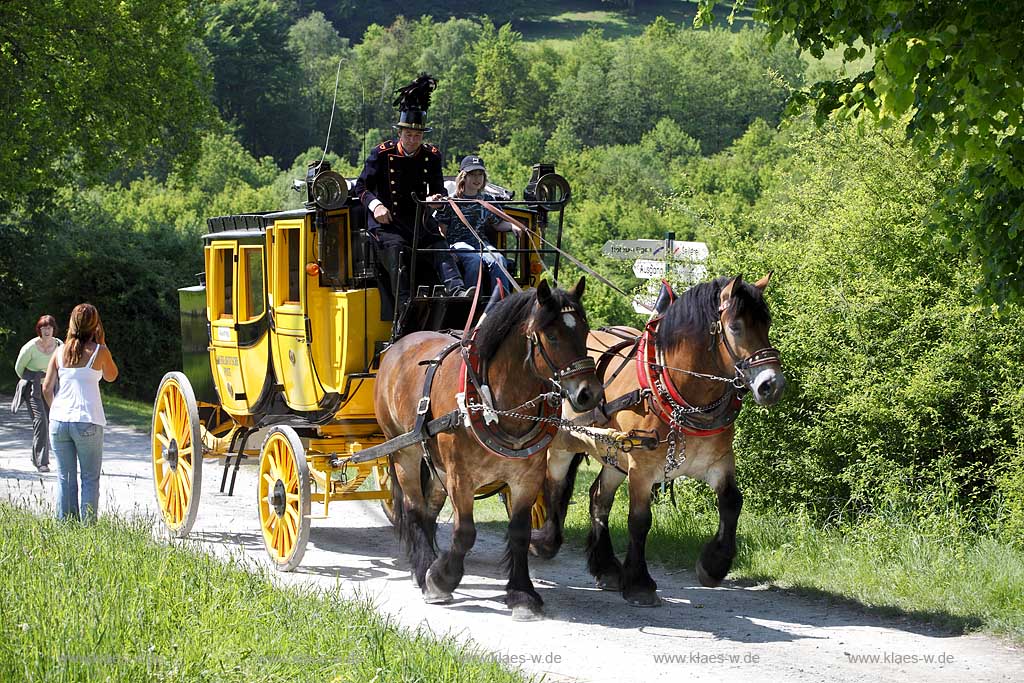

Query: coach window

[239,246,265,321]
[317,212,348,286]
[273,226,302,306]
[208,245,235,320]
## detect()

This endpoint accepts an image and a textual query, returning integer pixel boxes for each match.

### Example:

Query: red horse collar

[458,340,560,459]
[636,317,741,437]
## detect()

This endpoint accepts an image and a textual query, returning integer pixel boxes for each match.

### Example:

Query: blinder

[526,305,596,394]
[711,305,782,391]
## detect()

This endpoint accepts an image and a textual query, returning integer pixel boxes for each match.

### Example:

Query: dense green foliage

[684,120,1024,546]
[0,503,527,682]
[0,0,214,200]
[698,1,1024,305]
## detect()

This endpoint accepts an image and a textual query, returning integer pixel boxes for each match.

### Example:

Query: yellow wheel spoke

[285,492,299,503]
[167,475,178,518]
[155,432,169,448]
[272,523,283,557]
[282,518,294,553]
[159,467,172,495]
[176,475,187,518]
[159,410,173,441]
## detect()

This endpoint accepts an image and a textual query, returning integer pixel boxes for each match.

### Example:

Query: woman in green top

[14,315,63,472]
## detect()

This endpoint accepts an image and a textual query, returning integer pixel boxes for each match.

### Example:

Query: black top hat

[393,74,437,132]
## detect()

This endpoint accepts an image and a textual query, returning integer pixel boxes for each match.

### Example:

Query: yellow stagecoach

[151,162,571,570]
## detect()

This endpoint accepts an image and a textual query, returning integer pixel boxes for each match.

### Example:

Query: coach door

[268,219,322,411]
[206,241,248,415]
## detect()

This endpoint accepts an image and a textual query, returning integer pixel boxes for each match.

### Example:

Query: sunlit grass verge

[0,502,529,683]
[101,389,152,432]
[557,461,1024,643]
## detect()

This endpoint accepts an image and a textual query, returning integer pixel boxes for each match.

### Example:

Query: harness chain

[462,393,635,454]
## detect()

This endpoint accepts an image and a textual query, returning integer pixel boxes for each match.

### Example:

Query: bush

[682,120,1024,544]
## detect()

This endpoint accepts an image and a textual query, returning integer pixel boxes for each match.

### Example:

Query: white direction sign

[632,259,709,281]
[602,239,709,261]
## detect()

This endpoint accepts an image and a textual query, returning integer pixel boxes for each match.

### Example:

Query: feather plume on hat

[393,74,437,111]
[392,74,437,131]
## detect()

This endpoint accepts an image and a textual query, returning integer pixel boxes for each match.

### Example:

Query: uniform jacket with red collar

[352,139,446,235]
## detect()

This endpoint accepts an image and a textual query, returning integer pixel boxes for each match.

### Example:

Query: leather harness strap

[637,317,740,437]
[342,340,464,465]
[573,317,742,436]
[458,334,560,459]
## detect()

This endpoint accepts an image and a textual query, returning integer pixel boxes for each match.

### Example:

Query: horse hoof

[423,591,453,605]
[512,604,544,621]
[595,575,621,591]
[696,561,723,588]
[624,591,662,607]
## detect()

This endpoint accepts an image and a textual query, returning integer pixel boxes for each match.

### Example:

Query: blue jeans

[453,249,515,309]
[49,421,104,523]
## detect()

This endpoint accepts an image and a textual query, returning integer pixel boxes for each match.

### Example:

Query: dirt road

[2,400,1021,682]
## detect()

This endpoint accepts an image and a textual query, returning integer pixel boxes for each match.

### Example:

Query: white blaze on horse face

[562,312,577,330]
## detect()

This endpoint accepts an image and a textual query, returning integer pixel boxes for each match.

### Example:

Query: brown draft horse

[374,278,603,620]
[532,274,785,606]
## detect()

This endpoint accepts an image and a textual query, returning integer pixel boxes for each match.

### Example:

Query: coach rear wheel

[152,372,203,537]
[258,426,311,571]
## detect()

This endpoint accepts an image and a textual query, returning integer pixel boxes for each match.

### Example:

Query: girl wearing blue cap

[434,155,523,306]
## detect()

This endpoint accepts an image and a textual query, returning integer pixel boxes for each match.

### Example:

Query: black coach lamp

[524,163,571,211]
[305,160,348,211]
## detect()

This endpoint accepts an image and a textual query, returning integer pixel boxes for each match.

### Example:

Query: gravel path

[2,398,1022,682]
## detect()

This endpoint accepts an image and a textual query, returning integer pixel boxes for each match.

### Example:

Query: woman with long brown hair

[42,303,118,522]
[13,314,63,472]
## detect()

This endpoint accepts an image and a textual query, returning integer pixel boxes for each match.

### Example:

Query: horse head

[525,277,603,412]
[714,273,786,406]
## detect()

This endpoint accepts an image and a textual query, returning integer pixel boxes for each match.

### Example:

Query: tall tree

[202,0,302,164]
[697,1,1024,304]
[0,0,213,202]
[470,22,535,142]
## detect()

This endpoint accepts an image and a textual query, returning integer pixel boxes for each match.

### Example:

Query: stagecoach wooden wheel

[151,372,204,537]
[257,426,311,571]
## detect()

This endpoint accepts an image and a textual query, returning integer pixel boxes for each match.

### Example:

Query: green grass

[0,502,530,683]
[101,389,153,432]
[555,460,1024,643]
[514,0,752,47]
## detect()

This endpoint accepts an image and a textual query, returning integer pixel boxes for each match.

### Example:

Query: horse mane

[474,286,585,362]
[656,276,771,350]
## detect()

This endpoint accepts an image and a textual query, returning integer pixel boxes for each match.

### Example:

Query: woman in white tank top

[43,304,119,523]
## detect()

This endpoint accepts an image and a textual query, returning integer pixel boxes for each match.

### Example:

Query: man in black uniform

[352,74,468,332]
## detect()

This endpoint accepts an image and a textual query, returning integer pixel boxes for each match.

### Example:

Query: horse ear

[536,279,552,305]
[720,274,742,308]
[754,271,773,291]
[569,276,586,302]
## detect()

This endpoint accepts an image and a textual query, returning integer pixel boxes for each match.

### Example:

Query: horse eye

[544,330,559,342]
[728,321,742,334]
